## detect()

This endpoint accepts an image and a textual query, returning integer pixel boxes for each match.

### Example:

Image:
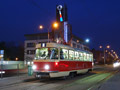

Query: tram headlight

[32,65,37,70]
[44,65,49,70]
[27,62,30,65]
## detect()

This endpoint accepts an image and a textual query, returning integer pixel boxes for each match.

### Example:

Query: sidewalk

[0,74,34,87]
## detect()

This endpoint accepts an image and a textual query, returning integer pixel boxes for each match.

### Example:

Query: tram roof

[36,43,92,54]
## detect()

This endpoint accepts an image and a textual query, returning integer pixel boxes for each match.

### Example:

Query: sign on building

[0,50,4,58]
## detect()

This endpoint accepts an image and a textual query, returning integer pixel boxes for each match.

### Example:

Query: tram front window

[35,48,58,60]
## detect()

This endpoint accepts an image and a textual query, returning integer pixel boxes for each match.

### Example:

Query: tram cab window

[35,48,58,60]
[69,50,74,60]
[60,49,68,60]
[35,48,48,60]
[75,51,79,60]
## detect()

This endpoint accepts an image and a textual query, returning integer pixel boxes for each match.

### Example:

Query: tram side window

[90,54,93,61]
[60,49,68,60]
[79,52,84,61]
[86,54,90,61]
[75,51,79,60]
[69,50,74,60]
[83,53,87,61]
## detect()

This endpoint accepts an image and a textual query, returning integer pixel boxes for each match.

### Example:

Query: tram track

[0,72,94,90]
[0,77,65,90]
[87,71,118,90]
[89,69,120,90]
[57,68,119,90]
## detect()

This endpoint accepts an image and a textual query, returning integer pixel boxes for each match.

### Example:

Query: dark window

[77,45,79,48]
[27,50,35,55]
[73,43,76,48]
[27,43,35,47]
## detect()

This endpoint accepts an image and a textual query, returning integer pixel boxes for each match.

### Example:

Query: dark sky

[0,0,120,56]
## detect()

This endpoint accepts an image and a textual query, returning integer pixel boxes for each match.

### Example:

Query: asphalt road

[0,65,119,90]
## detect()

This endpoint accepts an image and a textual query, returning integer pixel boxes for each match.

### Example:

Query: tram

[32,43,93,78]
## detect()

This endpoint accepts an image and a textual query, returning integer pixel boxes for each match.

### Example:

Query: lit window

[69,50,74,60]
[60,49,68,60]
[75,51,79,60]
[79,52,83,61]
[35,48,58,60]
[84,53,87,61]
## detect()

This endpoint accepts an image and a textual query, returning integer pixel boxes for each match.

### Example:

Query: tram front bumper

[34,71,59,78]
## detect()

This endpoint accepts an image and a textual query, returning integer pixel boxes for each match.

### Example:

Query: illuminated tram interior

[35,47,93,62]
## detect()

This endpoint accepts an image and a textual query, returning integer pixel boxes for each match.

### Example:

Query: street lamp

[39,25,43,29]
[99,45,110,65]
[16,57,18,61]
[85,38,90,43]
[39,22,59,43]
[53,22,58,28]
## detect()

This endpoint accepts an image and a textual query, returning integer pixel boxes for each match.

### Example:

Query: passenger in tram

[42,51,46,57]
[54,52,58,59]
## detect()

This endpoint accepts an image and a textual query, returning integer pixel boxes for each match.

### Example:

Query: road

[0,65,119,90]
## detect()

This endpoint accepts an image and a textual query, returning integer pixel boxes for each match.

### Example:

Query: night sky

[0,0,120,56]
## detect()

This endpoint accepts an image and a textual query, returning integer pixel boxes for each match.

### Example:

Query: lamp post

[99,45,110,65]
[39,22,58,43]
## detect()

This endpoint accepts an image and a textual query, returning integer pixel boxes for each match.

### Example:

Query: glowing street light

[15,57,18,61]
[53,22,58,28]
[85,38,90,43]
[99,45,110,65]
[99,46,102,48]
[39,22,59,43]
[106,45,110,49]
[39,25,43,29]
[105,50,108,52]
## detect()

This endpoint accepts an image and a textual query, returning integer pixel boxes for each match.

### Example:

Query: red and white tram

[32,43,93,78]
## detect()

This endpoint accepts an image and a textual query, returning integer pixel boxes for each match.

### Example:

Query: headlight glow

[0,71,5,74]
[27,62,30,65]
[113,62,120,68]
[45,65,49,70]
[32,65,37,70]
